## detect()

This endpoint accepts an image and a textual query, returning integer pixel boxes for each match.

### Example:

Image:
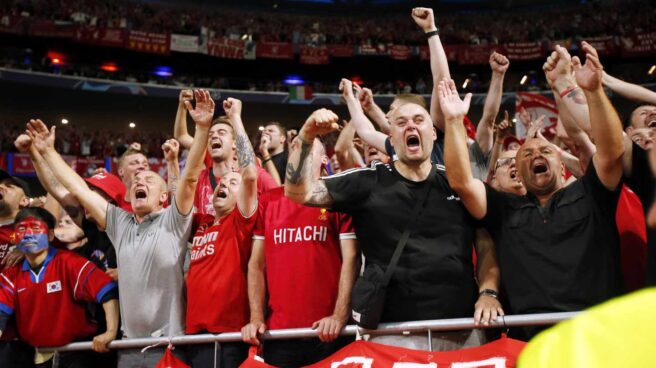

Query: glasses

[494,157,515,171]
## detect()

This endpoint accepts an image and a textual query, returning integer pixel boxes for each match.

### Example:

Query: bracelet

[425,29,440,38]
[559,85,579,98]
[262,157,271,164]
[479,289,499,299]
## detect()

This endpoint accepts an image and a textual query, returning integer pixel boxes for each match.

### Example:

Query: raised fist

[179,89,193,104]
[162,138,180,161]
[223,97,242,119]
[302,108,340,137]
[489,52,509,74]
[411,7,437,32]
[14,134,32,153]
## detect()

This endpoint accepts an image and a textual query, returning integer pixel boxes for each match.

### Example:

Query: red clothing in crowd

[253,187,356,329]
[185,210,256,334]
[616,185,647,291]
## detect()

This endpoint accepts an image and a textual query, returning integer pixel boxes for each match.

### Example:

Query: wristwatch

[479,289,498,299]
[425,29,440,38]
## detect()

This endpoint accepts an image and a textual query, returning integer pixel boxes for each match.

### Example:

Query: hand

[161,139,180,161]
[26,119,56,154]
[312,315,346,342]
[259,133,271,156]
[358,87,375,111]
[489,52,509,74]
[27,196,47,208]
[526,115,546,139]
[411,7,436,32]
[14,134,32,153]
[179,89,193,105]
[287,129,298,143]
[572,41,603,92]
[223,97,242,119]
[92,167,108,176]
[106,268,119,281]
[339,78,356,102]
[542,45,573,90]
[301,108,340,139]
[494,111,513,141]
[92,330,116,353]
[2,249,24,267]
[517,107,532,129]
[184,89,215,128]
[474,295,504,326]
[437,78,472,122]
[128,142,141,151]
[241,320,267,346]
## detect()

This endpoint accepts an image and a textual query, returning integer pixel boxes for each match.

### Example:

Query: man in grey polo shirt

[29,90,215,366]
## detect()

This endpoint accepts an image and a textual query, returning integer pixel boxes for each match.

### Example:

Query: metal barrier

[41,311,579,353]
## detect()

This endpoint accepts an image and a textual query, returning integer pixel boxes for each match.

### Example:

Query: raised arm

[339,79,388,153]
[573,42,624,189]
[27,120,109,229]
[284,109,339,207]
[439,79,488,220]
[412,7,450,131]
[242,238,267,346]
[224,98,258,216]
[359,87,390,134]
[545,45,592,134]
[603,72,656,104]
[485,111,512,182]
[334,121,365,171]
[173,89,195,150]
[258,133,282,186]
[312,237,357,342]
[176,90,213,215]
[477,52,509,154]
[162,138,180,197]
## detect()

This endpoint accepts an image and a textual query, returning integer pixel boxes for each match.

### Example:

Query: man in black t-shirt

[260,122,288,183]
[284,92,503,350]
[440,42,625,340]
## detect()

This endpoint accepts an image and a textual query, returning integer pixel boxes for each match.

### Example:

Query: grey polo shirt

[105,200,193,338]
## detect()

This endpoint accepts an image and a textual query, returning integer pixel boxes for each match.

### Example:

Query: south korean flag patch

[46,281,62,294]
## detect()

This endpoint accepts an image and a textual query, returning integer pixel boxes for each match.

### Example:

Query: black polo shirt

[483,163,623,316]
[324,162,477,323]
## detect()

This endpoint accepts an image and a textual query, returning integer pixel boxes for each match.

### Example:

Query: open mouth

[0,193,4,201]
[406,135,420,149]
[532,163,548,174]
[509,169,518,180]
[648,120,656,129]
[210,141,222,150]
[135,189,147,199]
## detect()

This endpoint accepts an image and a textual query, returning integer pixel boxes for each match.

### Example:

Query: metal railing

[40,311,579,353]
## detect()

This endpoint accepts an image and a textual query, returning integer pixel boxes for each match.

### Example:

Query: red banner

[457,45,497,65]
[299,45,329,65]
[126,31,170,55]
[241,338,526,367]
[207,37,251,59]
[503,42,543,61]
[418,45,458,62]
[74,27,125,48]
[584,36,616,56]
[0,15,25,35]
[390,45,412,61]
[621,32,656,57]
[10,154,105,176]
[29,21,76,38]
[256,42,294,60]
[327,44,354,58]
[515,92,559,139]
[358,44,388,56]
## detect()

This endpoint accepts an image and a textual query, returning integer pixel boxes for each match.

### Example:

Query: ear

[117,167,125,180]
[432,126,437,141]
[18,196,30,208]
[626,126,634,136]
[48,229,55,242]
[160,191,169,206]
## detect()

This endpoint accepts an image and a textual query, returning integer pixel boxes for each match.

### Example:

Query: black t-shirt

[270,150,288,183]
[483,163,623,316]
[324,161,477,323]
[78,217,117,270]
[385,130,444,165]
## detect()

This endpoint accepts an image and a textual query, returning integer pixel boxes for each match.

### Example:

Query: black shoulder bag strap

[209,169,218,190]
[381,165,434,286]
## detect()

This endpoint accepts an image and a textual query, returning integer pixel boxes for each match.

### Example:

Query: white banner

[170,34,200,53]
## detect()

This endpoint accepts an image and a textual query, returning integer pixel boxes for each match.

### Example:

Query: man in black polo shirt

[284,100,503,350]
[440,42,625,340]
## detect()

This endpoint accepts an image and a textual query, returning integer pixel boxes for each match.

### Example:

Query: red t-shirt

[0,222,16,272]
[0,248,116,347]
[253,187,356,329]
[186,209,257,334]
[194,166,278,216]
[115,196,134,212]
[616,185,647,291]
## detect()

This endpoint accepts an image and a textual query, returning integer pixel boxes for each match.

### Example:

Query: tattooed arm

[176,90,214,215]
[224,98,258,216]
[285,109,340,207]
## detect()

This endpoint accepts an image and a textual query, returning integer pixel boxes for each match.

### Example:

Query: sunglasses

[494,157,515,172]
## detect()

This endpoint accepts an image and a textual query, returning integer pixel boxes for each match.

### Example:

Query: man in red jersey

[174,90,277,216]
[185,98,258,368]
[0,207,119,368]
[242,137,358,367]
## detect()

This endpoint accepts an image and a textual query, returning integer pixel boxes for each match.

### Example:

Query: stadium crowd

[1,5,656,368]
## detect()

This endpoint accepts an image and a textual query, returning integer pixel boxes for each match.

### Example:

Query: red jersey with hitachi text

[253,187,356,329]
[194,167,278,216]
[0,248,116,347]
[186,208,257,334]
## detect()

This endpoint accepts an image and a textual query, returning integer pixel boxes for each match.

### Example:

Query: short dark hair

[15,207,56,230]
[118,148,148,168]
[211,116,234,136]
[265,122,287,137]
[625,103,655,129]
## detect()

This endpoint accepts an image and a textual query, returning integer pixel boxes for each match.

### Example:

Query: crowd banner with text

[74,27,126,48]
[299,45,329,64]
[390,45,412,60]
[503,42,543,61]
[327,44,355,58]
[126,30,170,55]
[170,34,200,53]
[620,32,656,57]
[256,41,294,59]
[206,37,255,60]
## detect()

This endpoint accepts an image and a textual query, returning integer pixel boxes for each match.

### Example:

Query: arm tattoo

[565,88,587,105]
[285,140,311,185]
[235,133,256,169]
[305,181,334,207]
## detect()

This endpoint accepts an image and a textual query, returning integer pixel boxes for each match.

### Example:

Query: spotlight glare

[649,65,656,75]
[61,118,69,125]
[129,122,136,129]
[258,126,265,131]
[520,75,528,85]
[462,79,470,89]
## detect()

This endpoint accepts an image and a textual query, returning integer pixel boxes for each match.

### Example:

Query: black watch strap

[425,29,440,38]
[479,289,498,299]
